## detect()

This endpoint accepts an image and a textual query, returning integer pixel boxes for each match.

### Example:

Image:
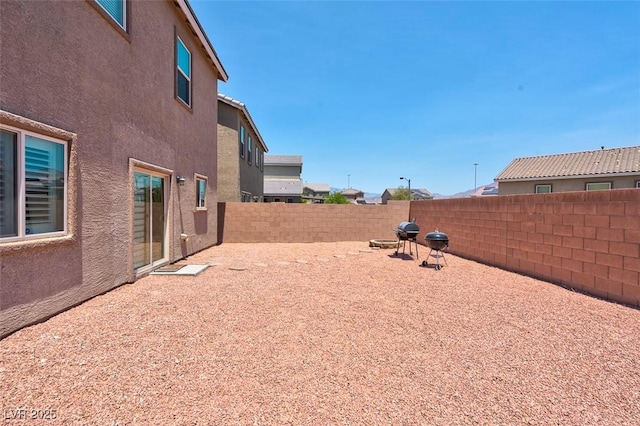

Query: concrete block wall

[410,189,640,307]
[219,201,410,243]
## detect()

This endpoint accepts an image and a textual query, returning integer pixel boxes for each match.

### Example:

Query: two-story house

[302,183,331,203]
[342,188,365,203]
[495,146,640,195]
[381,187,434,204]
[263,155,303,203]
[217,94,268,202]
[0,0,228,337]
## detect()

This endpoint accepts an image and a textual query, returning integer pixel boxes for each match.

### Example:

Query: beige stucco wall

[217,102,265,202]
[1,0,221,337]
[499,176,640,195]
[217,102,241,202]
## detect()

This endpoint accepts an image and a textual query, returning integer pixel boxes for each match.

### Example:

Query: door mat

[151,264,209,276]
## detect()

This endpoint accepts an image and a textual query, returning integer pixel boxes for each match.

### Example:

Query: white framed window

[176,36,191,107]
[247,136,252,165]
[260,150,264,172]
[195,174,207,209]
[1,126,68,241]
[535,184,552,194]
[94,0,126,30]
[256,148,260,168]
[239,126,245,158]
[586,182,611,191]
[636,181,640,188]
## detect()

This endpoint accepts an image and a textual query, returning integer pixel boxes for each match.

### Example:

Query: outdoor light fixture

[400,176,411,200]
[176,175,186,186]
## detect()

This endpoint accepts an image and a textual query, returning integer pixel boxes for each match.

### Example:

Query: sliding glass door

[133,170,167,271]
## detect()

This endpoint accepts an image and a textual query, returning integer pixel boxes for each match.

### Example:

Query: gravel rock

[2,242,639,425]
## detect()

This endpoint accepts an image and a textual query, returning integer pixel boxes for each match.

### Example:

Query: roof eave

[495,171,640,183]
[176,0,229,82]
[218,94,268,152]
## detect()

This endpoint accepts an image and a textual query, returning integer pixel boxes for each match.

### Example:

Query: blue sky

[191,0,640,195]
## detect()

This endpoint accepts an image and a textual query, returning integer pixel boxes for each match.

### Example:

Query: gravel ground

[2,242,639,425]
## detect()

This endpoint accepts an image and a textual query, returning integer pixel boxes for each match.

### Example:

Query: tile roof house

[495,146,640,195]
[263,155,303,203]
[471,182,499,197]
[341,188,365,203]
[217,94,268,202]
[381,187,434,204]
[303,183,331,203]
[1,0,227,337]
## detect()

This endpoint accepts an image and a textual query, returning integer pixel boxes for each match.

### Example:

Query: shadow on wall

[217,202,225,245]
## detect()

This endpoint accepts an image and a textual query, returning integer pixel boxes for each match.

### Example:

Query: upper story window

[586,182,611,191]
[239,126,245,158]
[176,36,192,107]
[247,136,252,165]
[260,151,264,172]
[535,184,551,194]
[1,126,68,241]
[636,181,640,188]
[255,148,260,168]
[95,0,125,29]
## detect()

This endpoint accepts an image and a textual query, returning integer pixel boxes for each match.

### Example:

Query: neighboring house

[217,94,268,202]
[263,155,303,203]
[381,187,434,204]
[0,0,228,337]
[342,188,365,203]
[471,182,499,197]
[303,183,330,203]
[495,146,640,195]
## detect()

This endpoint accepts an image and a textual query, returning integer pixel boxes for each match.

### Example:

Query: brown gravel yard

[2,242,640,425]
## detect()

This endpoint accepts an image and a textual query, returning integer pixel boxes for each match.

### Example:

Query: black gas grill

[393,221,420,257]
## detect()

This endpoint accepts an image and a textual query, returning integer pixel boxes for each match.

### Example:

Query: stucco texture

[1,0,221,337]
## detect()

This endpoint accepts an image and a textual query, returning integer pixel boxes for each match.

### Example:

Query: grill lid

[425,230,448,241]
[397,221,420,233]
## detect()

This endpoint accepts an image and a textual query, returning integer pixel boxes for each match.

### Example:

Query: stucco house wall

[217,98,266,202]
[1,0,225,337]
[499,176,640,195]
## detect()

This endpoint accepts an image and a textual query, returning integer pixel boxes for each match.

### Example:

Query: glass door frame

[131,162,171,276]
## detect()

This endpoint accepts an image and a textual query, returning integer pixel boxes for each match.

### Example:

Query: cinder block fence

[218,201,409,243]
[410,189,639,307]
[218,189,639,307]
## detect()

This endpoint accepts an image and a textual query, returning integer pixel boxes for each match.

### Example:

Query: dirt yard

[1,242,639,425]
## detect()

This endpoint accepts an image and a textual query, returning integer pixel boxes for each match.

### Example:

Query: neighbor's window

[239,126,245,158]
[94,0,126,30]
[259,150,264,172]
[586,182,611,191]
[535,184,552,194]
[636,181,640,188]
[0,126,67,241]
[247,136,252,165]
[255,147,260,168]
[195,175,207,209]
[176,36,191,107]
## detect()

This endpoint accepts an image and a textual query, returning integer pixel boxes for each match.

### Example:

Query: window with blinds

[95,0,126,29]
[0,127,67,242]
[176,37,192,107]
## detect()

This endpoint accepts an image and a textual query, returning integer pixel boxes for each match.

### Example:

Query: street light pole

[473,163,478,192]
[400,176,411,200]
